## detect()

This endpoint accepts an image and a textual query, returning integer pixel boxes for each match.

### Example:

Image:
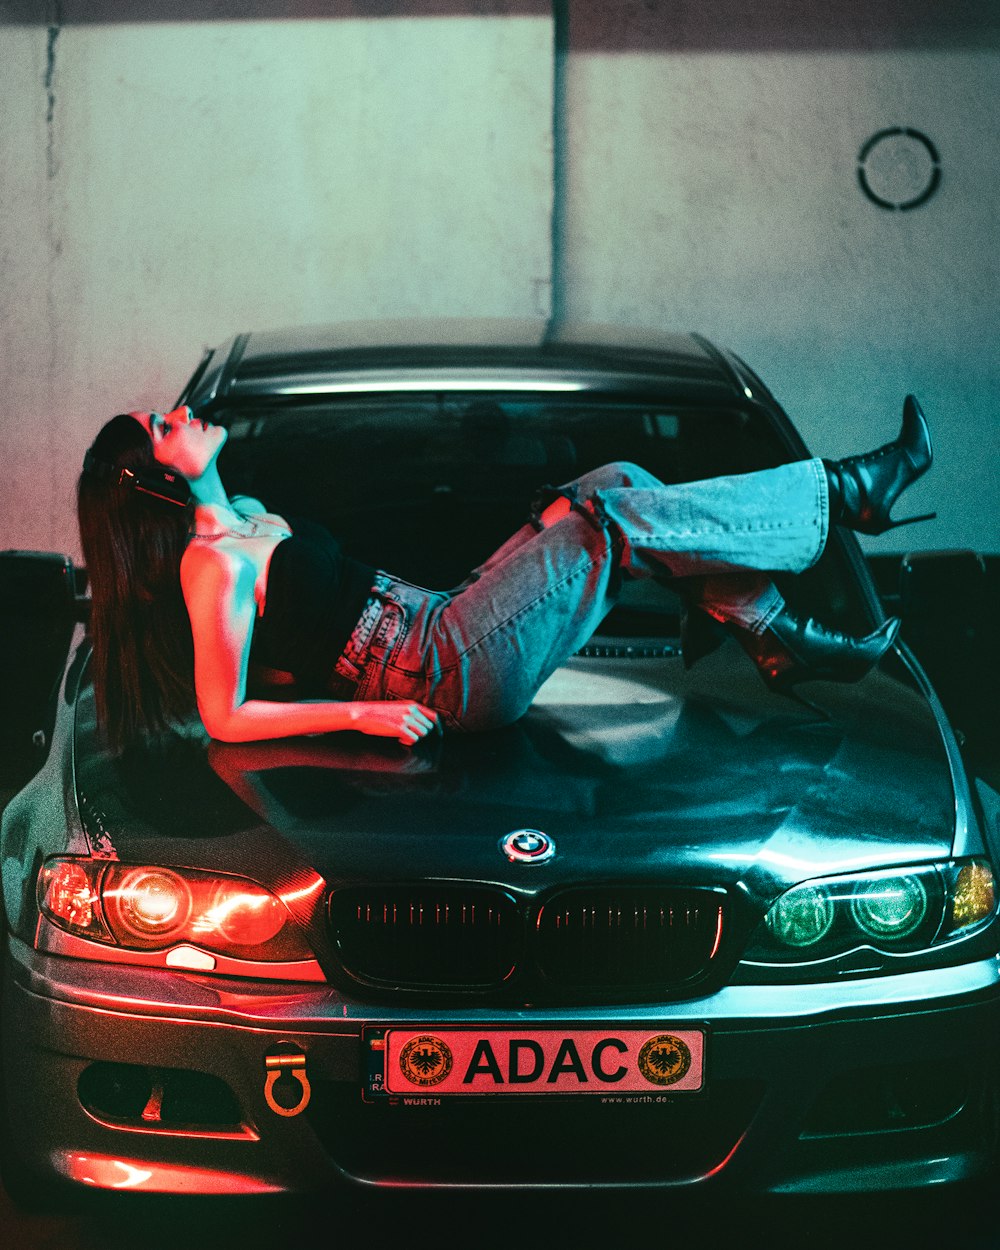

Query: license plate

[366,1027,705,1098]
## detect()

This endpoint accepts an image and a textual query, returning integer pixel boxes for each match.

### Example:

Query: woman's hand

[350,701,441,746]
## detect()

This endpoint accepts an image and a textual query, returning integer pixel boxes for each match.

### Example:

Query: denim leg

[414,511,619,729]
[692,573,785,634]
[381,458,831,728]
[582,459,829,577]
[555,459,826,631]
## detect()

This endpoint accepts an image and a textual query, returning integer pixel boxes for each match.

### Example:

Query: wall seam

[545,0,569,341]
[44,2,64,550]
[44,4,61,180]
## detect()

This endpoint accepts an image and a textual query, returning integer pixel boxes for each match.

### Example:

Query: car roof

[182,320,751,409]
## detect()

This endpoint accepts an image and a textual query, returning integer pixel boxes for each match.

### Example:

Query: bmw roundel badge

[501,828,555,864]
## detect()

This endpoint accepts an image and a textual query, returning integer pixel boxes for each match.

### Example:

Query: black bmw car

[2,321,998,1199]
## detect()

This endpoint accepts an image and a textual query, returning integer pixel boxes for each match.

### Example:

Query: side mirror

[898,549,986,622]
[896,550,995,760]
[0,550,82,765]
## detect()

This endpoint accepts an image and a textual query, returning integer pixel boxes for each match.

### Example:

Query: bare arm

[180,545,438,745]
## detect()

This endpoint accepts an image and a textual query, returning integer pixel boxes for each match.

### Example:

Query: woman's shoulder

[180,537,256,596]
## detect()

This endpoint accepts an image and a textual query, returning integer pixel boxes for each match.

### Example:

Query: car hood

[73,645,957,912]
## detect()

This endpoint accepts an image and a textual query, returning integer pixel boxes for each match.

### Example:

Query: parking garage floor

[3,1183,1000,1250]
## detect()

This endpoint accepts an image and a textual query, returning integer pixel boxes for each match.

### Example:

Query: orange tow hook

[264,1048,312,1117]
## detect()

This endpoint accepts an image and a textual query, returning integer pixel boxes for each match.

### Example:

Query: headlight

[38,858,314,964]
[850,874,928,939]
[766,883,835,948]
[744,859,997,966]
[107,868,193,942]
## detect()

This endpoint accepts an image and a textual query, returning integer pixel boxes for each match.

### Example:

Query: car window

[213,393,868,638]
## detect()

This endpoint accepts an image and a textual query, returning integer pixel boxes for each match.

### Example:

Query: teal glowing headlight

[765,884,835,948]
[850,874,928,939]
[743,859,997,968]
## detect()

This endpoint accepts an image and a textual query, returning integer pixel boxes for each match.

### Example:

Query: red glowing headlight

[202,881,286,946]
[38,857,313,963]
[106,868,193,942]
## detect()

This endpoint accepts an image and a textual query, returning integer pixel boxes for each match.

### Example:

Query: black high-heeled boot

[825,395,935,535]
[727,609,901,693]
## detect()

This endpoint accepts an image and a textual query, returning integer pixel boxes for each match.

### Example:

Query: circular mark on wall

[857,128,941,211]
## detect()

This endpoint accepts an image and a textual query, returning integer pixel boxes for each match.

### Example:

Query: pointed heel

[883,510,937,531]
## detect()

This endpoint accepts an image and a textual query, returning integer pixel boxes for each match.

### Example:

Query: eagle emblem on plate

[637,1034,692,1086]
[398,1035,454,1087]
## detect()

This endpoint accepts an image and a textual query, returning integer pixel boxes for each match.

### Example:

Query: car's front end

[4,635,999,1196]
[2,324,998,1198]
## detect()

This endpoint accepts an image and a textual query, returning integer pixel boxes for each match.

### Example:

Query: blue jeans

[333,459,829,731]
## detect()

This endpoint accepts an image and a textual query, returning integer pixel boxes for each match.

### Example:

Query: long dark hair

[78,414,195,749]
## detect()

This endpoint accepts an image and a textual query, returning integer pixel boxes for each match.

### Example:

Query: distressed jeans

[333,459,830,731]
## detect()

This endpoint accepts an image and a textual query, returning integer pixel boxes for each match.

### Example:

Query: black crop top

[249,516,377,691]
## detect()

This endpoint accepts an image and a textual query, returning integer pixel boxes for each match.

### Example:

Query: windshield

[212,392,868,639]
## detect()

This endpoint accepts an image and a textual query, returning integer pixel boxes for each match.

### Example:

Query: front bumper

[4,935,999,1195]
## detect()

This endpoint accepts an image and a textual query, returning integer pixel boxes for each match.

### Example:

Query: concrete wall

[1,0,997,559]
[557,0,1000,556]
[0,1,554,555]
